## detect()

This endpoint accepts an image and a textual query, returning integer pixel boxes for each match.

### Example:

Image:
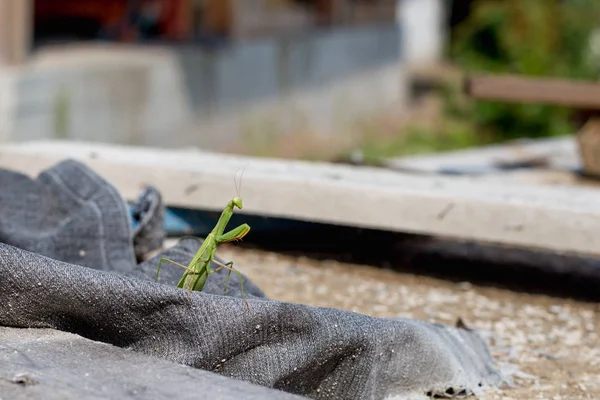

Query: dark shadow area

[187,211,600,302]
[34,16,103,45]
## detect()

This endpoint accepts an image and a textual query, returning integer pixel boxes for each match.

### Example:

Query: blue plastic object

[128,204,311,237]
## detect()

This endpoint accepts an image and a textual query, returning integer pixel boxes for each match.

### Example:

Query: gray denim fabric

[0,326,305,400]
[0,160,505,399]
[131,185,166,262]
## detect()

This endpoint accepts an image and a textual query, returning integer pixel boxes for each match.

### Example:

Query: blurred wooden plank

[465,74,600,109]
[4,140,600,257]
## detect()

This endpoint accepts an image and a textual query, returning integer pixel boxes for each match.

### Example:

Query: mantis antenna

[234,163,248,197]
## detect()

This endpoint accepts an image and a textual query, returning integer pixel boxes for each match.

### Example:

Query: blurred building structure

[0,0,447,152]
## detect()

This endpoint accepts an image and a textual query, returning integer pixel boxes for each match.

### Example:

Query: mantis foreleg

[218,223,250,243]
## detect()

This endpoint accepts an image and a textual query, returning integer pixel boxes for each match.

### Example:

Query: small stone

[549,305,562,314]
[564,331,582,346]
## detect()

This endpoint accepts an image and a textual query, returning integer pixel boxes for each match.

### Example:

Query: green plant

[53,86,71,139]
[451,0,600,140]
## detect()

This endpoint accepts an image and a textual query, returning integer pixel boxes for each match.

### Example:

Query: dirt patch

[219,245,600,400]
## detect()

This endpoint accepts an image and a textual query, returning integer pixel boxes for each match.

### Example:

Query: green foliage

[53,86,71,140]
[356,120,483,165]
[451,0,600,140]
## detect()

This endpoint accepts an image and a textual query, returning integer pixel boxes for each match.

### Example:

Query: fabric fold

[0,159,504,400]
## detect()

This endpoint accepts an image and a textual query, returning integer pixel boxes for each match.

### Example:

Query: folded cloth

[0,159,504,399]
[0,326,305,400]
[130,184,166,262]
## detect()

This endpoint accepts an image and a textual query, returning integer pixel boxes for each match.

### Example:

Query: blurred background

[2,6,600,397]
[1,0,600,163]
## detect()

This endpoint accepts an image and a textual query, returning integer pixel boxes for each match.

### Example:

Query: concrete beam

[2,140,600,257]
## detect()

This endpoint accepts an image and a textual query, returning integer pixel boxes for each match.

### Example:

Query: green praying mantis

[154,169,251,310]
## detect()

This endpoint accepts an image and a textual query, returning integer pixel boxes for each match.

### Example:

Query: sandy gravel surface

[217,245,600,400]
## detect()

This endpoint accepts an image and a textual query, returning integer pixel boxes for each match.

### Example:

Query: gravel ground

[216,244,600,400]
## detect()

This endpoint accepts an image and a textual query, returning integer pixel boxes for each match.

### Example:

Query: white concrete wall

[175,24,407,149]
[1,24,407,151]
[3,47,192,146]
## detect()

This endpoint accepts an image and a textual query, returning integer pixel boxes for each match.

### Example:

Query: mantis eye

[233,197,243,209]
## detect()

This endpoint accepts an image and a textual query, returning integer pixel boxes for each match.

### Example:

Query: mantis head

[232,196,244,209]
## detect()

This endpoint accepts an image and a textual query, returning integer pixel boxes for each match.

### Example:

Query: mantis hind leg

[156,258,198,302]
[212,259,249,311]
[155,258,195,282]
